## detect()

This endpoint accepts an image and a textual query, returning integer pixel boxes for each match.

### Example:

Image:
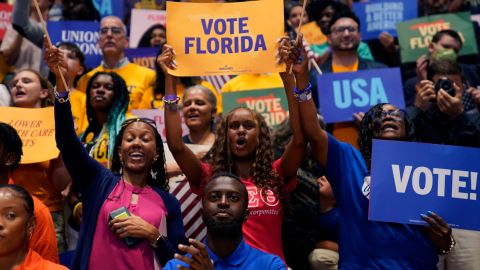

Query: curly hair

[138,24,166,48]
[110,118,169,191]
[210,107,285,199]
[0,122,23,172]
[359,103,416,172]
[80,72,129,163]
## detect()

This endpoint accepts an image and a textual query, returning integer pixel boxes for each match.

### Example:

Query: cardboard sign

[166,0,285,76]
[0,3,12,40]
[0,107,59,164]
[125,47,158,70]
[317,68,405,123]
[353,0,417,40]
[222,88,288,127]
[47,20,102,69]
[370,140,480,231]
[397,12,478,63]
[300,21,327,45]
[131,109,189,141]
[129,9,166,48]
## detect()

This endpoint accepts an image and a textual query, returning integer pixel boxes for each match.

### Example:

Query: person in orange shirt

[0,122,59,263]
[0,184,66,270]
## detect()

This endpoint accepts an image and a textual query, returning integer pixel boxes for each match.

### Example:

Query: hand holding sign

[421,211,454,253]
[156,44,177,73]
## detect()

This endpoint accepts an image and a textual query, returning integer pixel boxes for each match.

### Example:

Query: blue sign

[370,140,480,231]
[92,0,124,19]
[125,47,158,70]
[353,0,418,40]
[47,21,102,69]
[316,68,405,124]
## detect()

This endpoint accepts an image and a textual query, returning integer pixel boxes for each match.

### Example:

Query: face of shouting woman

[227,108,259,161]
[11,71,48,108]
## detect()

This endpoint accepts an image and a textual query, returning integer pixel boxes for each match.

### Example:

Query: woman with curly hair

[159,44,305,263]
[45,40,186,270]
[137,24,166,48]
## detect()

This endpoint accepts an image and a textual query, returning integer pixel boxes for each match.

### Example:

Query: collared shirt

[163,238,285,270]
[101,57,130,69]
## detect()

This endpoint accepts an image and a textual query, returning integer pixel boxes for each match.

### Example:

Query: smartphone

[109,207,143,248]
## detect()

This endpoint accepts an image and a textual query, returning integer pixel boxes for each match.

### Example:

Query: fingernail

[427,211,435,216]
[420,214,428,219]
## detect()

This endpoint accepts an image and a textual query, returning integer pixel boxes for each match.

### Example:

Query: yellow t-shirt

[76,63,156,113]
[220,73,283,93]
[69,89,87,135]
[331,60,360,149]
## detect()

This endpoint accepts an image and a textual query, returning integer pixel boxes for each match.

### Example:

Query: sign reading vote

[131,109,189,141]
[222,88,288,128]
[317,68,405,123]
[353,0,417,40]
[397,12,478,63]
[166,0,284,76]
[47,21,102,69]
[370,140,480,231]
[125,47,158,70]
[0,107,59,164]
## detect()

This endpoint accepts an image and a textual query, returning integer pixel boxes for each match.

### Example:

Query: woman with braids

[159,44,305,263]
[283,35,455,269]
[44,38,186,270]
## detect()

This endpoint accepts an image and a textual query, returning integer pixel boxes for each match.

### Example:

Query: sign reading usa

[370,140,480,231]
[316,68,405,123]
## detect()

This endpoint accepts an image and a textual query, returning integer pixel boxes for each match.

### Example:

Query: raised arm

[12,0,43,48]
[277,37,305,181]
[158,46,204,186]
[44,38,105,189]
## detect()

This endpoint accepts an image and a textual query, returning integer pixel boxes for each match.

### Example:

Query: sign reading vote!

[167,0,284,76]
[370,140,480,231]
[316,68,405,123]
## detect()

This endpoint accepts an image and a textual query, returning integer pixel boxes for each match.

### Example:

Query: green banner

[397,12,478,63]
[222,88,288,127]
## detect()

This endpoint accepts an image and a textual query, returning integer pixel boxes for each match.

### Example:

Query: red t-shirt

[189,159,297,262]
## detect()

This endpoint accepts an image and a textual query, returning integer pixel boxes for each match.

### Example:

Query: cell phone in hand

[109,207,143,248]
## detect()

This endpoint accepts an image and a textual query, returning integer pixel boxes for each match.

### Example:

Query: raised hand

[156,44,177,74]
[174,238,214,270]
[43,35,68,81]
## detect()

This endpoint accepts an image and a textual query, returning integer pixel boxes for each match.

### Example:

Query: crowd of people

[1,0,480,269]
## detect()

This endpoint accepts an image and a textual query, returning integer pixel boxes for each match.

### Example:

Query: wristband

[162,96,180,104]
[294,91,312,102]
[294,82,312,95]
[72,202,82,218]
[150,233,165,248]
[164,94,178,101]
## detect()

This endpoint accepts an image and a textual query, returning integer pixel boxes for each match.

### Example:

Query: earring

[150,169,157,180]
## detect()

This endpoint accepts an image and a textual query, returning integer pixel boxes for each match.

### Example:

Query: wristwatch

[150,233,166,248]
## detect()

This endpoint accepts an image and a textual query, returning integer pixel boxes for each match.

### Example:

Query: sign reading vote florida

[317,68,405,123]
[370,140,480,231]
[353,0,417,40]
[222,88,288,127]
[125,48,158,70]
[166,0,284,76]
[397,12,478,63]
[47,21,102,69]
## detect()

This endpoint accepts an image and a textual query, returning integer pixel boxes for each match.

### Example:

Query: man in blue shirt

[164,172,285,270]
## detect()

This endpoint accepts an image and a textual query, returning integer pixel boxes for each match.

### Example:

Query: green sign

[397,12,478,63]
[222,88,288,127]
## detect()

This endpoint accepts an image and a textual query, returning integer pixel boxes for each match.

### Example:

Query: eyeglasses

[99,27,124,36]
[379,109,405,120]
[331,26,358,35]
[121,118,157,129]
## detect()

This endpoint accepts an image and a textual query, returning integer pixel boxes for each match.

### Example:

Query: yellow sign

[166,0,285,76]
[301,21,327,45]
[0,107,59,164]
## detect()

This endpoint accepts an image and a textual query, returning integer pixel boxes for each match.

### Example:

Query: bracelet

[150,233,165,248]
[294,82,312,95]
[54,86,70,103]
[164,102,178,111]
[72,202,82,218]
[439,233,456,255]
[164,94,178,100]
[162,96,180,104]
[294,91,312,102]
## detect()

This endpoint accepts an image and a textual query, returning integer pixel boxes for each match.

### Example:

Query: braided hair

[210,107,285,199]
[110,119,169,191]
[80,72,129,163]
[358,103,416,172]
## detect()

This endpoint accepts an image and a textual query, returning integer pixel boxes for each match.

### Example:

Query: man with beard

[163,172,285,270]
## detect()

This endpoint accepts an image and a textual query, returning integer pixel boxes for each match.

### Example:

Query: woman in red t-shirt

[160,44,305,262]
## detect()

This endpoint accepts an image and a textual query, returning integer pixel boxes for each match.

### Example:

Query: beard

[203,215,244,238]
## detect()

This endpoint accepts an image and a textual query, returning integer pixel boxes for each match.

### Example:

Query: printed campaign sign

[0,3,12,40]
[92,0,124,19]
[47,21,102,69]
[0,107,59,164]
[166,0,285,76]
[125,47,158,70]
[397,12,478,63]
[129,9,166,48]
[353,0,417,40]
[222,88,288,128]
[131,109,189,141]
[370,140,480,231]
[301,21,327,45]
[316,68,405,124]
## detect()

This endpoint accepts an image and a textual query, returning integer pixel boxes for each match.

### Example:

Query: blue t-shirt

[326,133,438,269]
[163,238,285,270]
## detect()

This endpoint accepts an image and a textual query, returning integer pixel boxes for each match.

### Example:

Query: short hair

[0,122,23,172]
[427,60,463,81]
[0,184,34,218]
[326,10,361,35]
[203,172,249,209]
[100,16,128,35]
[182,85,217,113]
[55,42,87,87]
[432,29,463,48]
